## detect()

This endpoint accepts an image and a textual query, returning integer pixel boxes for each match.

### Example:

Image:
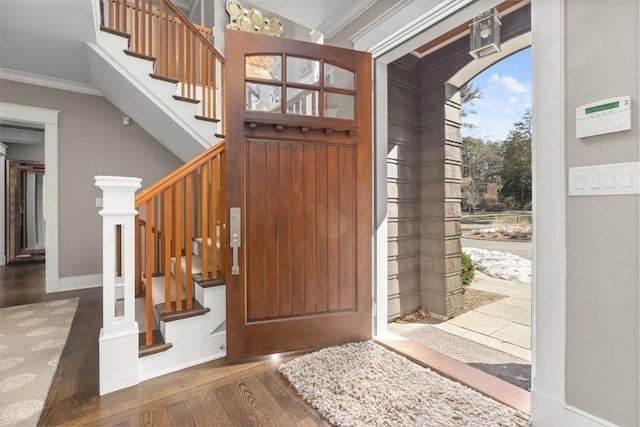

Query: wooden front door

[225,30,372,359]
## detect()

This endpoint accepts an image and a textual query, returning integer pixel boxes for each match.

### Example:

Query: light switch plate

[569,162,639,196]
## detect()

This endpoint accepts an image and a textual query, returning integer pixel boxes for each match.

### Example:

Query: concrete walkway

[389,271,531,361]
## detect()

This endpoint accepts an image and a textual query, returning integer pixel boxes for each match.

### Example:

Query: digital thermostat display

[585,101,619,115]
[576,96,631,138]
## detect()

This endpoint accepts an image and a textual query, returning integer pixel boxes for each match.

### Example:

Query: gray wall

[387,56,422,318]
[0,80,182,279]
[564,1,639,425]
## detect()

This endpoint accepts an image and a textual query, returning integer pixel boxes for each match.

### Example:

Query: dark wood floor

[0,263,329,426]
[1,263,529,425]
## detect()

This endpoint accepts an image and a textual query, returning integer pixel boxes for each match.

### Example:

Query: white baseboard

[531,390,617,427]
[59,274,103,292]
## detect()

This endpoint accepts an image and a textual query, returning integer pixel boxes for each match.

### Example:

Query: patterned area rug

[0,298,78,426]
[280,341,530,427]
[402,325,531,390]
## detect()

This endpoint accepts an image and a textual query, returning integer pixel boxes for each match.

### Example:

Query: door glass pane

[324,92,354,119]
[286,57,320,85]
[246,83,281,112]
[286,88,319,116]
[245,55,282,81]
[324,63,354,89]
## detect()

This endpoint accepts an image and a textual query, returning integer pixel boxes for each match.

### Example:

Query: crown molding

[317,0,378,40]
[351,0,473,58]
[0,68,102,97]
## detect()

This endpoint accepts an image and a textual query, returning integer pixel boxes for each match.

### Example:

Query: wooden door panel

[226,29,371,359]
[245,140,357,321]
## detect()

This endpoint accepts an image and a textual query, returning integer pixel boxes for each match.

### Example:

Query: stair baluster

[101,0,224,130]
[130,142,226,347]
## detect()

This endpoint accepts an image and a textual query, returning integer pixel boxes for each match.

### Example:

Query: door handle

[230,207,241,275]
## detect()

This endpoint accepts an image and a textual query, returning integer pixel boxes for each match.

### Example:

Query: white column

[0,144,6,266]
[95,175,142,395]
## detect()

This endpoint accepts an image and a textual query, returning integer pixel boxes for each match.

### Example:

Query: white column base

[99,325,140,395]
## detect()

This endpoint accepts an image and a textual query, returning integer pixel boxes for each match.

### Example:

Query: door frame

[0,102,60,292]
[6,159,46,262]
[353,0,571,423]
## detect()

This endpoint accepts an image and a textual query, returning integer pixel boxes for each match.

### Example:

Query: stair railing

[133,141,226,345]
[101,0,225,131]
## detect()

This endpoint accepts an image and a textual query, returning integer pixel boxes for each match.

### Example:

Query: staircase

[99,142,227,394]
[88,0,225,161]
[92,0,230,395]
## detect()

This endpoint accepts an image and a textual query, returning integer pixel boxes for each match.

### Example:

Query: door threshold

[374,334,530,414]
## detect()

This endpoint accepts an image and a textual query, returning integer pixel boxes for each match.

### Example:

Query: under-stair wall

[87,0,225,161]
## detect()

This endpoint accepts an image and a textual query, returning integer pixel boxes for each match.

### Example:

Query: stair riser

[138,331,225,381]
[138,284,226,381]
[195,284,226,326]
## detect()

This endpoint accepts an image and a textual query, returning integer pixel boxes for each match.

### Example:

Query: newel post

[95,175,142,395]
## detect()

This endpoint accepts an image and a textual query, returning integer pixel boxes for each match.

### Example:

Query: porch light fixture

[469,8,501,59]
[225,0,284,37]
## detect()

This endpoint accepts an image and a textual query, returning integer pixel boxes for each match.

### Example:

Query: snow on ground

[463,247,531,284]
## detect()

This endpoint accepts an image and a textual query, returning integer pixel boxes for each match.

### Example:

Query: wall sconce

[469,8,501,59]
[226,0,284,37]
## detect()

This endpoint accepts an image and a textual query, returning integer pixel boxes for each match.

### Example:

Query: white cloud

[509,96,518,104]
[490,73,528,94]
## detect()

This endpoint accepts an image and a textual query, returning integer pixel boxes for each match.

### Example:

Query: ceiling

[0,0,97,85]
[239,0,378,36]
[0,0,528,91]
[0,0,380,90]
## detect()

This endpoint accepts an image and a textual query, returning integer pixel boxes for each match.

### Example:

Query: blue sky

[461,47,531,142]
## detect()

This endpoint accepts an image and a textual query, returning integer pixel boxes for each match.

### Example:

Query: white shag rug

[0,298,78,426]
[279,341,530,427]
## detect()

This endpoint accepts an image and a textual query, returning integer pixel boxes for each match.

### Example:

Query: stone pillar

[95,175,142,395]
[420,83,463,320]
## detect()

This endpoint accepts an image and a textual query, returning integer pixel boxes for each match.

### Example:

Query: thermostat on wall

[576,96,631,138]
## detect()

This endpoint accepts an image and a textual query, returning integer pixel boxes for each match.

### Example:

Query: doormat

[279,341,530,426]
[0,298,78,426]
[402,325,531,390]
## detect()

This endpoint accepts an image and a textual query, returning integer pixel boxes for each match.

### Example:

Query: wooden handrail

[136,141,225,205]
[155,0,224,65]
[132,142,226,346]
[102,0,225,127]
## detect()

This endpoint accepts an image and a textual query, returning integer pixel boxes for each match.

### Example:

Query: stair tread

[139,329,172,357]
[151,275,188,306]
[194,115,220,123]
[156,299,210,322]
[172,255,202,276]
[100,25,130,39]
[194,276,226,288]
[173,95,200,104]
[149,73,179,84]
[124,49,155,62]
